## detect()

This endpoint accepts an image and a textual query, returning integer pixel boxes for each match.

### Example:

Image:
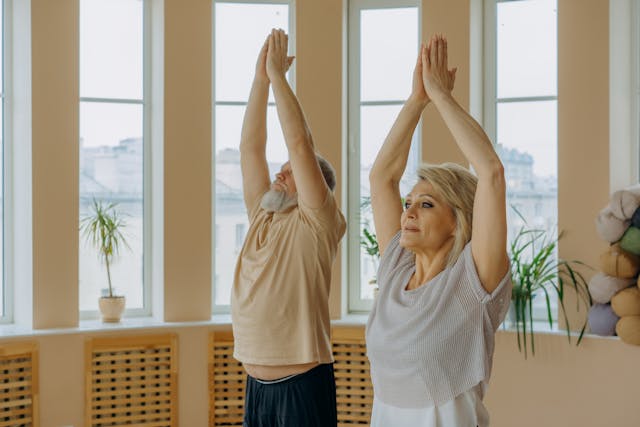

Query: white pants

[370,387,489,427]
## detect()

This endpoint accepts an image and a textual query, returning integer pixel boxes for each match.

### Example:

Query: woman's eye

[421,202,433,208]
[404,202,411,209]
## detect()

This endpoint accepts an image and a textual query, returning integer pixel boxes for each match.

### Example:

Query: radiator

[208,327,372,426]
[85,334,177,427]
[0,341,38,427]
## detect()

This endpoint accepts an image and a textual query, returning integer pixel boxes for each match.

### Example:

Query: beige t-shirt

[231,193,346,365]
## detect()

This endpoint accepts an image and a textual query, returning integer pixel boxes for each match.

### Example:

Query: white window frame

[634,0,640,183]
[79,0,152,319]
[609,0,640,190]
[211,0,295,314]
[1,0,12,324]
[347,0,420,313]
[483,0,558,321]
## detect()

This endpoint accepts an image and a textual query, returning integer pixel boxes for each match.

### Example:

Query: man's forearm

[240,78,270,151]
[270,76,313,151]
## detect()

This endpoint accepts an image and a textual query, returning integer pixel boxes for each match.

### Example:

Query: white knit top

[366,232,512,408]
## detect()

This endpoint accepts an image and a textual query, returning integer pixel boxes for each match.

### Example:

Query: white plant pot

[99,296,126,323]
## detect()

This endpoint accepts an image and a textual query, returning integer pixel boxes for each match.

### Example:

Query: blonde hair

[416,162,477,267]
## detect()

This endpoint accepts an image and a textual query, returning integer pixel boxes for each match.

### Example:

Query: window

[347,0,419,312]
[0,0,7,323]
[79,0,149,317]
[235,223,246,251]
[636,1,640,172]
[213,1,291,312]
[485,0,558,319]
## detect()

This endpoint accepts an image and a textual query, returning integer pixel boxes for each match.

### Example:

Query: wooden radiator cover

[85,334,177,427]
[208,327,372,426]
[209,331,244,426]
[332,327,373,425]
[0,342,38,427]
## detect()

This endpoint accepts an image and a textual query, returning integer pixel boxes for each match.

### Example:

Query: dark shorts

[243,363,337,427]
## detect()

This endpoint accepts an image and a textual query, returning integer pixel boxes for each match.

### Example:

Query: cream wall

[31,0,79,329]
[3,0,640,426]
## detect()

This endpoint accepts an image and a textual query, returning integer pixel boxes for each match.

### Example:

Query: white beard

[260,189,298,212]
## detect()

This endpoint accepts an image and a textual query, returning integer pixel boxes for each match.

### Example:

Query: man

[231,29,346,427]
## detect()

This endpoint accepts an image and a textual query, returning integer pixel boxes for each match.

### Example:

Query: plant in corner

[360,197,380,293]
[509,210,592,358]
[80,199,130,323]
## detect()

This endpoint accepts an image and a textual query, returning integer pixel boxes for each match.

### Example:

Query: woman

[365,35,512,427]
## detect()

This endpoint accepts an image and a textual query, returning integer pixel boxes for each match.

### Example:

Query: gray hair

[316,154,336,191]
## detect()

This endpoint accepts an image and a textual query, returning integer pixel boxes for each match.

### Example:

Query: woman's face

[399,180,457,254]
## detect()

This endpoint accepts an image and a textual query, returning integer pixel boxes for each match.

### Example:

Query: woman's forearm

[430,91,502,176]
[370,96,428,185]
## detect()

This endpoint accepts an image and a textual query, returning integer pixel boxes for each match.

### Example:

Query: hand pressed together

[266,28,294,82]
[421,34,457,101]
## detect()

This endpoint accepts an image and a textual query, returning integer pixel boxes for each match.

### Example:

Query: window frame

[79,0,152,319]
[483,0,559,321]
[1,0,12,324]
[211,0,295,314]
[635,0,640,178]
[347,0,420,313]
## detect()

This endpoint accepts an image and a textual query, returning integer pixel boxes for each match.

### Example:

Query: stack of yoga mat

[591,184,640,345]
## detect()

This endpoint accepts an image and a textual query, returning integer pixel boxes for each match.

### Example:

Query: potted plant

[80,199,130,322]
[360,197,380,294]
[509,210,592,358]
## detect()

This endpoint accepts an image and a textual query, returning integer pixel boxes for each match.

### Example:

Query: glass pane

[497,100,557,230]
[80,0,143,99]
[215,2,289,102]
[497,100,558,318]
[361,8,418,102]
[497,0,557,99]
[79,102,143,311]
[359,105,418,300]
[0,1,3,96]
[214,104,288,306]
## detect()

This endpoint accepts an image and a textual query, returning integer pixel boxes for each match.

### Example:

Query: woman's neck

[408,239,454,290]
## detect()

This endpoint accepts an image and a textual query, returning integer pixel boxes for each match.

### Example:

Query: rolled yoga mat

[588,303,619,336]
[610,184,640,220]
[599,244,640,278]
[611,287,640,317]
[620,226,640,255]
[596,207,629,243]
[588,272,635,304]
[616,316,640,346]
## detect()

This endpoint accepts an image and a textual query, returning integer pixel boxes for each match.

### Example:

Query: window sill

[0,315,620,343]
[0,314,370,338]
[0,314,234,339]
[499,320,620,341]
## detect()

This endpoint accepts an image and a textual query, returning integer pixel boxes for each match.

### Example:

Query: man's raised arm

[266,29,329,209]
[239,37,273,214]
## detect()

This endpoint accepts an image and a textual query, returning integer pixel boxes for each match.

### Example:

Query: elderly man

[231,28,346,427]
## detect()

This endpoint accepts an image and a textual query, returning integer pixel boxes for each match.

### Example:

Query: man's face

[272,162,297,198]
[260,162,299,213]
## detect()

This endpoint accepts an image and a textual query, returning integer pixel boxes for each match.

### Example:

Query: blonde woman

[365,35,512,427]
